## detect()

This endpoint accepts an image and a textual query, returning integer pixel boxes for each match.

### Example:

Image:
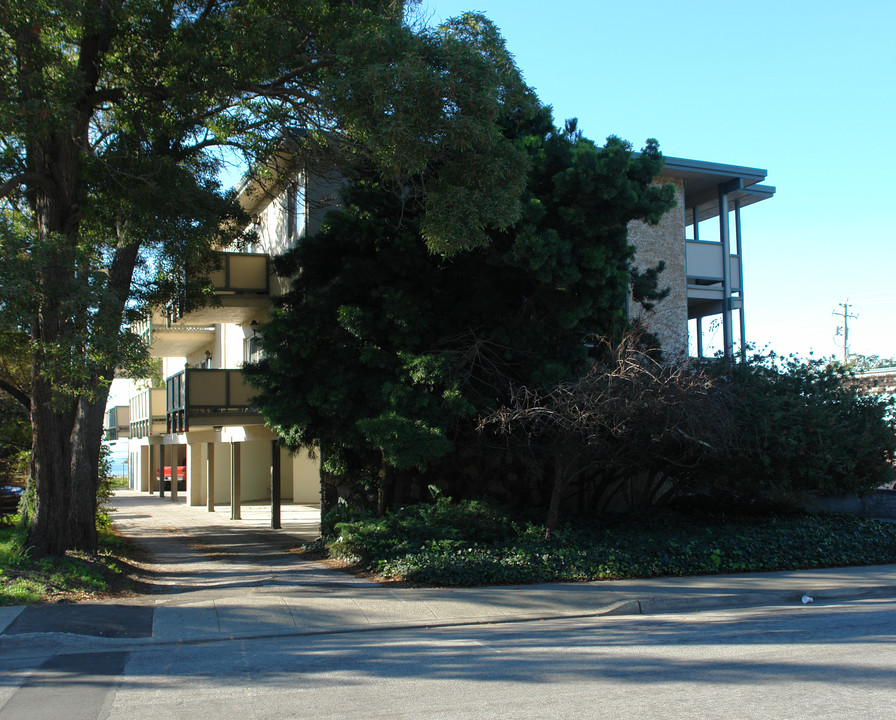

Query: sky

[416,0,896,361]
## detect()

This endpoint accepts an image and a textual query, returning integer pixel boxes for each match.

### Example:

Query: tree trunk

[545,446,568,537]
[19,10,136,556]
[68,395,109,552]
[28,373,74,556]
[26,130,82,555]
[318,445,338,536]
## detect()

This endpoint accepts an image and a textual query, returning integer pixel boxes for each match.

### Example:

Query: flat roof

[657,155,775,224]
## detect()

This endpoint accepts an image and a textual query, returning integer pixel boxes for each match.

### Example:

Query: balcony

[685,240,743,319]
[129,388,167,438]
[104,406,130,441]
[132,312,215,358]
[167,252,270,326]
[166,368,262,433]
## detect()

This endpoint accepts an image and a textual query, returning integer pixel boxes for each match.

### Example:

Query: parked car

[0,485,23,518]
[156,465,186,492]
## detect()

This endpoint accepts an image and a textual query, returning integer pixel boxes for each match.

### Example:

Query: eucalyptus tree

[0,0,531,554]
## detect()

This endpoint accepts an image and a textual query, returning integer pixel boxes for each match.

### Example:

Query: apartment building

[115,154,774,521]
[122,168,340,522]
[628,156,774,360]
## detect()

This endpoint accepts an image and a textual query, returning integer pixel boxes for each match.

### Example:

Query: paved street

[2,600,896,719]
[1,489,895,719]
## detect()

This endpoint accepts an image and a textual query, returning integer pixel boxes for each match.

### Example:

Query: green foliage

[843,354,896,372]
[682,353,896,504]
[325,501,896,586]
[484,343,896,526]
[0,523,125,604]
[329,495,518,563]
[2,1,538,554]
[96,445,115,530]
[248,110,675,507]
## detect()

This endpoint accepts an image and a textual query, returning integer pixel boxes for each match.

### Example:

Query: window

[286,185,297,239]
[285,178,305,242]
[243,335,262,365]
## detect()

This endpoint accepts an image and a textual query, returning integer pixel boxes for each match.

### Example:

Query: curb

[3,583,894,652]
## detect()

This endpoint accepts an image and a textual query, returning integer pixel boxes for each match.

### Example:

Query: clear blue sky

[420,0,896,361]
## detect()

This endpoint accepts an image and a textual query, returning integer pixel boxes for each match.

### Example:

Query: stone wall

[626,178,688,360]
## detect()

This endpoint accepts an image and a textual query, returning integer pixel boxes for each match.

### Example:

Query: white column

[187,441,203,506]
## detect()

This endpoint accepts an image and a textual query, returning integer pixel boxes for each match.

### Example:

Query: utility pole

[833,300,858,364]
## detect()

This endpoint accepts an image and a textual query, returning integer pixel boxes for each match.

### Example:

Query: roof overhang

[657,155,775,224]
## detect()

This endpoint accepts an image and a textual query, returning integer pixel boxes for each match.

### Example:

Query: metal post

[271,440,281,530]
[718,186,733,358]
[207,442,215,512]
[696,317,704,359]
[735,200,746,360]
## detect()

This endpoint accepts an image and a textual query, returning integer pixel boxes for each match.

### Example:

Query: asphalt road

[2,598,894,720]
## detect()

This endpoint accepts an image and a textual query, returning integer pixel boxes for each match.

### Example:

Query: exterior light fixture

[250,319,258,337]
[205,350,212,361]
[251,214,260,225]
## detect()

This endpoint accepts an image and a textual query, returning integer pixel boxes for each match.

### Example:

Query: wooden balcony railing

[129,388,167,438]
[166,368,261,433]
[168,252,270,324]
[103,406,131,441]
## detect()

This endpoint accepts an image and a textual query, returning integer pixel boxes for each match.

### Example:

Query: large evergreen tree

[247,102,675,511]
[0,1,532,554]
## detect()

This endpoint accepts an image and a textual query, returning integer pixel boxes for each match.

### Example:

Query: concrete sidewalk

[2,489,896,648]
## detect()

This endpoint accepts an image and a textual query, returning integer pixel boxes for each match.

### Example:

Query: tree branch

[0,377,30,411]
[0,172,56,200]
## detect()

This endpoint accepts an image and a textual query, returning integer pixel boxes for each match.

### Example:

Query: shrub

[484,345,896,524]
[324,501,896,586]
[682,353,896,505]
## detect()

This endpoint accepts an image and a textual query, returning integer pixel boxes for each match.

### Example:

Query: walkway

[1,489,895,650]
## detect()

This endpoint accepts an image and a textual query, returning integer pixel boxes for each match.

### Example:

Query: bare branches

[480,332,729,527]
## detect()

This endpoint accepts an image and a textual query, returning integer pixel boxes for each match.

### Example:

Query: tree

[844,354,896,373]
[247,100,676,514]
[0,1,533,554]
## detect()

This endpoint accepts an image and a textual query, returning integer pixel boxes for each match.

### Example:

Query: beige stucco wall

[626,178,687,360]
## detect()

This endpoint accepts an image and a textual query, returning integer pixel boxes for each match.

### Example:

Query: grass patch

[0,520,141,605]
[324,499,896,586]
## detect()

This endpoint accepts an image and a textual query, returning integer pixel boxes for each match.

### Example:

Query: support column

[158,444,166,498]
[718,186,733,358]
[207,442,215,512]
[696,317,704,359]
[735,200,746,360]
[187,442,202,506]
[141,447,150,493]
[271,440,281,530]
[231,442,241,520]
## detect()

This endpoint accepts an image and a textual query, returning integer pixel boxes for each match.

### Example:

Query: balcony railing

[104,406,130,441]
[685,240,741,291]
[168,252,270,325]
[129,388,167,438]
[166,368,261,433]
